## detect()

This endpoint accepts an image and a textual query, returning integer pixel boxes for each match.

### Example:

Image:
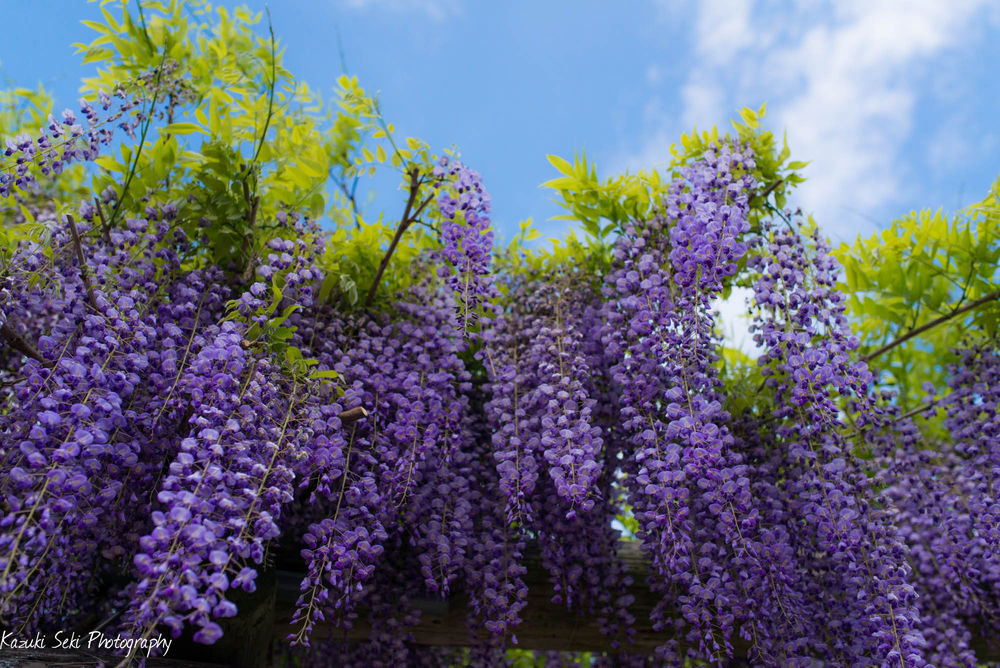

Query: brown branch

[65,215,98,311]
[1,322,45,364]
[757,178,783,201]
[239,162,263,281]
[242,166,252,208]
[338,406,368,425]
[364,167,422,307]
[93,197,111,245]
[248,194,261,230]
[410,190,437,224]
[897,401,936,423]
[862,290,1000,363]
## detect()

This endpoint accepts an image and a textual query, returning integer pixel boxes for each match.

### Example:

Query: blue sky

[2,0,998,249]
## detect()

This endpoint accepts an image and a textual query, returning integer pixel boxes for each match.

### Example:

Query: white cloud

[712,287,759,356]
[693,0,756,66]
[767,0,983,239]
[680,78,724,130]
[338,0,461,21]
[623,0,994,241]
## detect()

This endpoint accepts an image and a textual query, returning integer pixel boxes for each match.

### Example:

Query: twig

[237,13,276,281]
[249,195,261,230]
[862,291,1000,363]
[364,167,421,307]
[242,169,252,209]
[93,197,111,245]
[897,401,936,422]
[65,215,98,311]
[237,164,260,280]
[334,173,362,231]
[335,23,350,74]
[0,374,26,391]
[847,401,937,442]
[108,50,166,229]
[240,191,263,282]
[338,406,368,425]
[250,9,277,170]
[757,178,783,201]
[1,323,45,364]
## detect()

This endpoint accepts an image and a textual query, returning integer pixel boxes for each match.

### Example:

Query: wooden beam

[270,541,1000,661]
[6,541,996,665]
[272,540,674,654]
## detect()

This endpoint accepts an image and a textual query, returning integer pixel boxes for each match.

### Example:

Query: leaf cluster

[835,179,1000,410]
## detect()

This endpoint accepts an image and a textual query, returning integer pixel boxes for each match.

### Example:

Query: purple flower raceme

[601,143,796,663]
[462,452,529,645]
[479,289,543,526]
[434,156,494,334]
[866,344,1000,667]
[869,407,981,668]
[288,283,480,644]
[0,211,228,638]
[527,285,603,518]
[941,345,1000,556]
[121,216,342,651]
[482,275,605,524]
[748,220,927,666]
[0,92,139,197]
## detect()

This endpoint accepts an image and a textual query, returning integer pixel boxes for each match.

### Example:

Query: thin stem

[898,401,935,422]
[249,9,277,169]
[237,14,277,281]
[364,166,421,307]
[134,0,156,55]
[334,172,362,230]
[756,178,783,201]
[248,195,261,229]
[238,163,260,281]
[65,215,97,311]
[335,24,349,74]
[846,401,937,442]
[862,290,1000,363]
[242,168,251,207]
[108,51,165,229]
[93,197,111,244]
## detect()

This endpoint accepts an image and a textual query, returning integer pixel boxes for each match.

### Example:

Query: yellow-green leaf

[547,154,574,176]
[162,122,206,135]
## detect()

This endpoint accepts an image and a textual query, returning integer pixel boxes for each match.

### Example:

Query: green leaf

[777,132,790,164]
[738,107,759,129]
[339,274,358,305]
[541,176,579,191]
[309,369,342,381]
[546,154,574,176]
[163,122,206,135]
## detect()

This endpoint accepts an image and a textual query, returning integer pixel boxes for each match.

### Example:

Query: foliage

[835,180,1000,411]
